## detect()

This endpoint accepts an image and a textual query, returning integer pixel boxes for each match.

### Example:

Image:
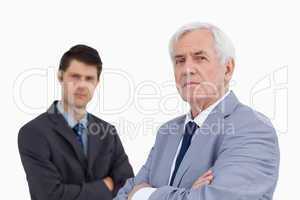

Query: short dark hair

[59,44,102,79]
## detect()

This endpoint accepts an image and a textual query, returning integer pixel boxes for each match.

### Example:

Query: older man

[114,22,280,200]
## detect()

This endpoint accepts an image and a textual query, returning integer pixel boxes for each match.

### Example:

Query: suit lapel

[86,115,108,171]
[171,110,224,186]
[171,91,240,187]
[47,101,88,169]
[157,116,186,185]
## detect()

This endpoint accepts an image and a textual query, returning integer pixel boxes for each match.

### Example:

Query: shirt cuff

[132,187,157,200]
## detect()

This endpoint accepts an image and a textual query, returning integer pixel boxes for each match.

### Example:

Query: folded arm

[149,120,280,200]
[18,125,114,200]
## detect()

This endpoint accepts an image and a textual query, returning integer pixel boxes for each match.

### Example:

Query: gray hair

[169,22,235,65]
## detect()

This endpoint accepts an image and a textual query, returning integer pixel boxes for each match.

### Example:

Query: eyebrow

[85,75,96,79]
[174,50,210,59]
[69,72,96,79]
[174,54,185,59]
[193,50,209,57]
[69,72,81,76]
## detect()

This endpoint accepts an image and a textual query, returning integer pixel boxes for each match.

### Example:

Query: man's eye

[86,77,94,81]
[175,59,185,64]
[197,56,207,61]
[71,74,80,79]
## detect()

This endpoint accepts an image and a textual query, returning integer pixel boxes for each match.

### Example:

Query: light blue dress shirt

[56,101,89,156]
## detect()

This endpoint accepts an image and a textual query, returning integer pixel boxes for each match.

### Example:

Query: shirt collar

[185,90,231,127]
[56,101,88,129]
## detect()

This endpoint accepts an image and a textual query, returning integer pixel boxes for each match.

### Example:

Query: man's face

[59,59,99,109]
[173,29,228,104]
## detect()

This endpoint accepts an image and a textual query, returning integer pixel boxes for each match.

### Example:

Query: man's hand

[128,182,151,200]
[126,170,212,199]
[192,169,214,189]
[103,176,114,192]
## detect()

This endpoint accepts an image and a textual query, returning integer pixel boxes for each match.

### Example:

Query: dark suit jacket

[18,101,134,200]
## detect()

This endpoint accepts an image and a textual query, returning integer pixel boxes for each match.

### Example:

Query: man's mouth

[183,81,200,88]
[74,93,87,98]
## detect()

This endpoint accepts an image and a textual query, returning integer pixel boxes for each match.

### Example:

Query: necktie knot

[73,123,85,136]
[185,121,198,136]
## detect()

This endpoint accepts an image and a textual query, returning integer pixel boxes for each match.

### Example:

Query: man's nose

[75,78,89,88]
[76,78,94,92]
[183,58,197,76]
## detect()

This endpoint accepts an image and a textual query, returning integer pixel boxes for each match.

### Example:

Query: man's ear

[224,58,235,83]
[57,70,63,83]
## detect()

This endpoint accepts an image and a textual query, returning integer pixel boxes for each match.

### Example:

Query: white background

[0,0,297,199]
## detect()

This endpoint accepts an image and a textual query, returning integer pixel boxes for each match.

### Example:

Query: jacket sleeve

[18,124,113,200]
[149,117,280,200]
[113,145,156,200]
[109,126,134,197]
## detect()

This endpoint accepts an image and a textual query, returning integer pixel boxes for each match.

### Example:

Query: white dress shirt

[132,91,231,200]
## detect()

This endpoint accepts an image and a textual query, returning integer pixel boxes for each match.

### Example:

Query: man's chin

[182,92,215,104]
[73,101,88,110]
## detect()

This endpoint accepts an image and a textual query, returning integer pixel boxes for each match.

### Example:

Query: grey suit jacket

[115,91,280,200]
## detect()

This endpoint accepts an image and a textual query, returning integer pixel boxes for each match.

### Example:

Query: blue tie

[72,123,85,150]
[169,121,199,186]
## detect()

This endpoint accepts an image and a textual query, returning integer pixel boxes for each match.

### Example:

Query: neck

[62,100,86,122]
[190,99,213,119]
[189,88,228,118]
